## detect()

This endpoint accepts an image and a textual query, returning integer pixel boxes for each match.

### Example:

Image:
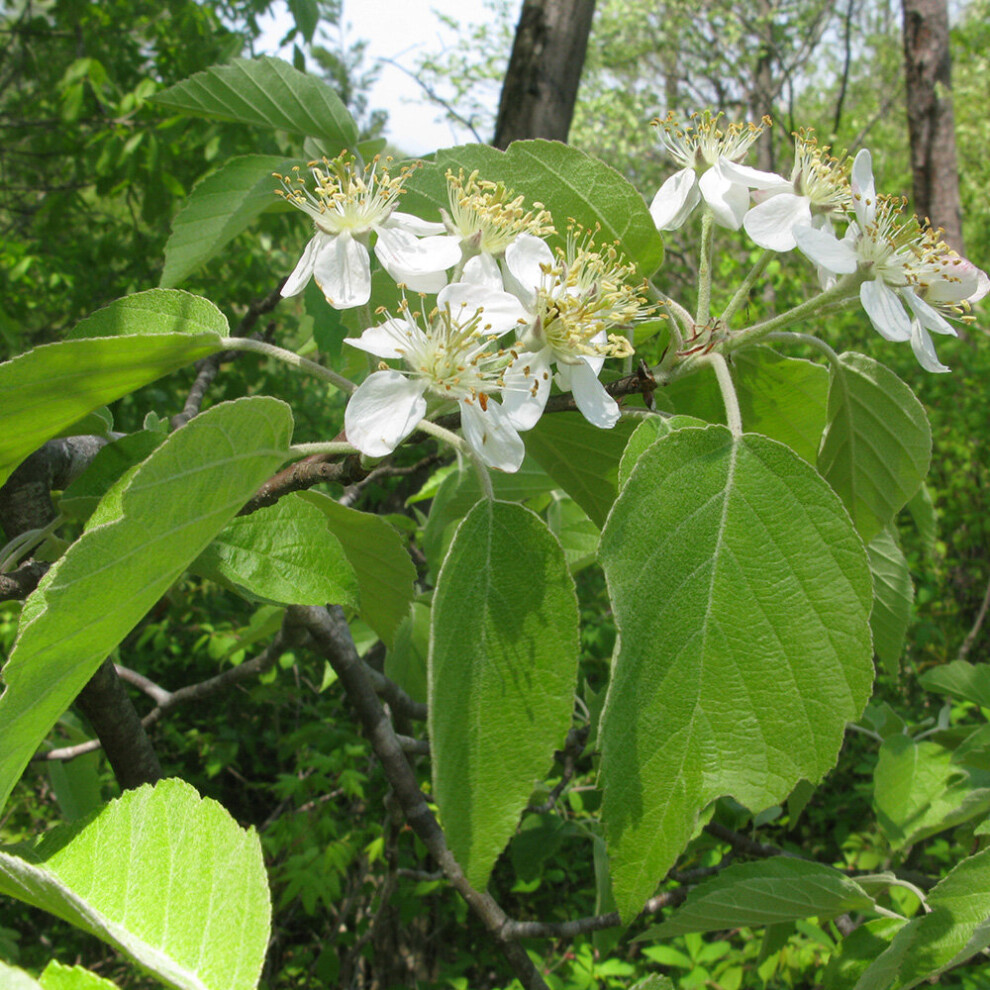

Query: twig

[704,822,793,859]
[526,725,589,814]
[0,558,48,601]
[238,453,369,516]
[958,570,990,662]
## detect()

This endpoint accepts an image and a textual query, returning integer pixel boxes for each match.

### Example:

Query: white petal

[851,149,876,227]
[910,319,951,373]
[438,282,528,335]
[344,371,427,457]
[501,348,552,431]
[900,288,957,336]
[460,400,525,472]
[374,226,461,291]
[716,158,790,191]
[313,231,372,309]
[861,279,911,342]
[503,234,555,309]
[344,317,421,359]
[793,224,858,274]
[649,168,701,230]
[462,253,505,292]
[698,162,750,229]
[383,210,448,236]
[743,194,812,252]
[927,256,990,304]
[564,360,620,429]
[281,233,322,297]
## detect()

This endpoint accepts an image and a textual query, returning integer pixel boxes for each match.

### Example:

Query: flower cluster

[278,157,651,471]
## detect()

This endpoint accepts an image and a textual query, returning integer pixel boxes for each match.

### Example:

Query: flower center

[790,132,851,216]
[652,110,770,170]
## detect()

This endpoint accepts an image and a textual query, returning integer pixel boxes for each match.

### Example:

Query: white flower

[720,132,852,251]
[501,231,648,429]
[794,149,987,372]
[649,111,769,231]
[275,153,460,308]
[343,282,537,471]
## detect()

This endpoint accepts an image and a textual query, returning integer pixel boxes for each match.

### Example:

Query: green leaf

[906,483,937,561]
[0,397,292,811]
[638,859,875,940]
[868,528,913,676]
[40,960,122,990]
[852,847,990,990]
[546,495,600,572]
[872,735,990,849]
[160,155,296,288]
[919,660,990,709]
[618,415,706,490]
[150,56,358,149]
[599,426,874,919]
[385,602,430,704]
[823,918,906,990]
[732,347,829,464]
[429,501,580,889]
[67,289,228,339]
[54,407,114,440]
[297,492,415,647]
[0,961,44,989]
[192,494,359,607]
[0,333,225,490]
[525,413,639,528]
[818,353,931,544]
[0,779,270,990]
[410,140,664,278]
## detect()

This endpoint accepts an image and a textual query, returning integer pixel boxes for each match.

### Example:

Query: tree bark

[901,0,964,253]
[493,0,596,149]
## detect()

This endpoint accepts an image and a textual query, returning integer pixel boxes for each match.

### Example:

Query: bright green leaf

[0,398,292,811]
[40,960,122,989]
[638,859,875,940]
[67,289,228,339]
[430,501,580,889]
[868,528,913,676]
[0,779,270,990]
[0,961,44,989]
[192,494,359,607]
[818,353,931,544]
[298,491,415,647]
[919,660,990,709]
[160,155,296,288]
[599,426,873,919]
[0,333,225,489]
[150,56,358,148]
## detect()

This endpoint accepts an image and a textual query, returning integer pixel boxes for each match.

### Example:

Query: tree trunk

[493,0,596,149]
[902,0,964,253]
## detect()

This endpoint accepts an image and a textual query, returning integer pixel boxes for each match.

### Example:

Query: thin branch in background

[832,0,857,135]
[704,821,793,859]
[958,570,990,662]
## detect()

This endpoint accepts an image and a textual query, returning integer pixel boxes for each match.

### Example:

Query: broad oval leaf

[868,528,913,676]
[0,779,270,990]
[150,56,358,150]
[918,660,990,709]
[599,426,873,919]
[818,352,931,543]
[0,333,225,489]
[852,847,990,990]
[67,289,228,339]
[618,415,706,490]
[638,858,875,940]
[192,493,359,607]
[0,397,292,811]
[429,500,580,889]
[160,155,296,289]
[407,140,664,279]
[298,491,416,647]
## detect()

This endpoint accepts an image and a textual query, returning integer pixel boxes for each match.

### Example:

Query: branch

[238,453,369,516]
[704,821,793,859]
[0,558,48,601]
[958,570,990,662]
[286,605,550,990]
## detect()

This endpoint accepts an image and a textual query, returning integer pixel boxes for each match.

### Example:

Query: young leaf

[637,859,875,940]
[525,413,639,528]
[868,528,913,676]
[160,155,296,288]
[0,397,292,811]
[150,56,358,149]
[599,426,873,920]
[429,501,580,890]
[0,779,270,990]
[852,847,990,989]
[818,353,931,544]
[411,140,664,279]
[40,962,121,989]
[0,333,225,489]
[872,735,990,849]
[67,288,228,339]
[298,491,415,647]
[918,660,990,709]
[191,494,359,607]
